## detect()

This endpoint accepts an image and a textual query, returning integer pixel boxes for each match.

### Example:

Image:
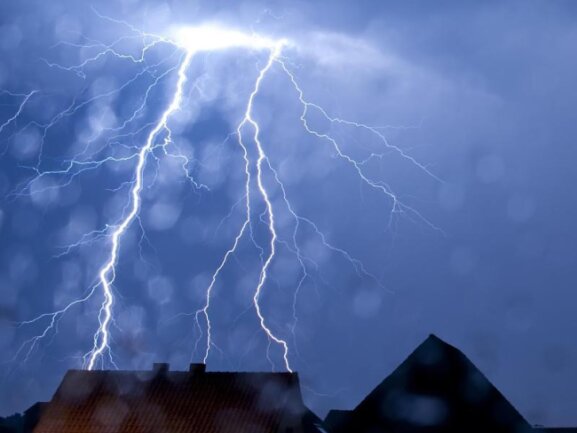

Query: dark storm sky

[1,0,577,426]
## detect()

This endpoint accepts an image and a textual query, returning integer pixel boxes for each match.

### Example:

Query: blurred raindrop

[437,183,465,212]
[352,289,382,319]
[147,201,182,231]
[12,129,41,161]
[11,209,40,238]
[29,177,60,208]
[117,305,147,337]
[507,194,535,223]
[147,276,174,305]
[0,24,23,51]
[9,251,38,285]
[449,246,476,276]
[476,154,505,184]
[53,15,82,40]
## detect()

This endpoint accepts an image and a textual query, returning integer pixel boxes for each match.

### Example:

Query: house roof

[323,410,350,432]
[33,364,322,433]
[327,334,534,433]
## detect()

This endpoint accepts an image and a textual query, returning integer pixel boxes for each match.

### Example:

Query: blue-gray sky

[1,0,577,427]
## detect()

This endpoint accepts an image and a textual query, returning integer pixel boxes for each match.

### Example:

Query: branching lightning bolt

[243,44,292,372]
[193,43,441,371]
[5,14,441,375]
[277,59,442,232]
[84,51,194,370]
[0,90,37,137]
[194,43,292,371]
[9,28,202,369]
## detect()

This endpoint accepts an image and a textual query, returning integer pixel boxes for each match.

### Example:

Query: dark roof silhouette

[0,403,45,433]
[33,363,322,433]
[1,334,575,432]
[325,334,534,433]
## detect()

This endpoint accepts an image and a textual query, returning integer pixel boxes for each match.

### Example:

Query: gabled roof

[33,364,322,433]
[324,410,350,432]
[327,334,533,433]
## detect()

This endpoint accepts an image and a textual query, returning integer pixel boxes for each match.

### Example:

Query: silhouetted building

[325,334,534,433]
[1,335,575,432]
[0,403,45,433]
[32,363,322,433]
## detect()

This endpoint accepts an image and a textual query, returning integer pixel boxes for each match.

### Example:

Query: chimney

[189,363,206,374]
[152,363,169,375]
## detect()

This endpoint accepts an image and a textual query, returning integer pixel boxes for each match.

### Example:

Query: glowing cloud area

[171,24,287,52]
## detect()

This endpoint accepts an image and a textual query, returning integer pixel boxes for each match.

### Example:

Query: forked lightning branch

[9,18,439,373]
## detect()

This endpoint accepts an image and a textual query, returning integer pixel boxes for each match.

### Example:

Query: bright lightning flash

[172,25,285,52]
[85,50,194,370]
[6,18,439,374]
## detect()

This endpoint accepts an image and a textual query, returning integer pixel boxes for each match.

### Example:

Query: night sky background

[1,0,577,427]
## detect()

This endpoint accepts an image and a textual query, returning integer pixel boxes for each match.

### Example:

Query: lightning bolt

[8,24,201,369]
[277,58,442,232]
[85,50,195,370]
[242,43,292,372]
[194,43,291,371]
[0,90,37,137]
[193,42,441,372]
[7,13,440,376]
